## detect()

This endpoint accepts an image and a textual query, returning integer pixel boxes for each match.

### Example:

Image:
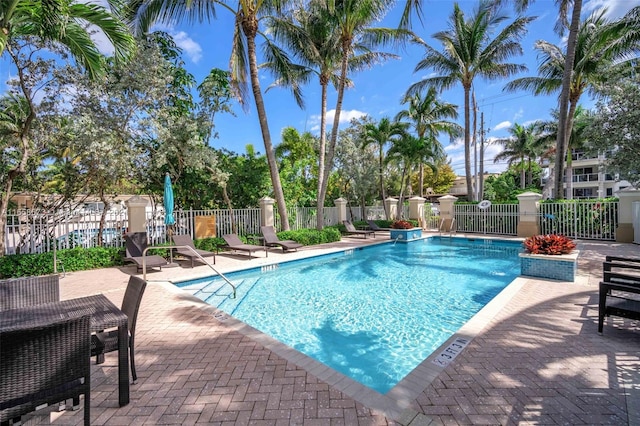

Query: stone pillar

[260,196,275,228]
[408,196,426,227]
[334,198,348,223]
[126,196,148,233]
[516,192,543,237]
[385,197,398,220]
[616,187,640,243]
[438,195,458,232]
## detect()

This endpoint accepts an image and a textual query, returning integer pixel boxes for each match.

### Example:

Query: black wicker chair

[598,256,640,333]
[0,275,60,311]
[91,276,147,383]
[0,315,91,426]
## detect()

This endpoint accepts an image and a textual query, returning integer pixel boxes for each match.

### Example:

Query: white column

[334,198,348,223]
[408,196,426,227]
[616,187,640,243]
[385,197,398,220]
[260,196,275,228]
[516,191,543,237]
[125,196,148,233]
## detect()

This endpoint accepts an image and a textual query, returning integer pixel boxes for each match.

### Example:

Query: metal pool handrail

[142,245,236,299]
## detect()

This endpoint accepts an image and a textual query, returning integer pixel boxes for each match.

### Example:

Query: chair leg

[96,353,105,364]
[130,342,137,384]
[72,397,80,410]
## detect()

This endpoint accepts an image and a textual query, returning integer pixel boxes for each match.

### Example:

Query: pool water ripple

[176,237,522,393]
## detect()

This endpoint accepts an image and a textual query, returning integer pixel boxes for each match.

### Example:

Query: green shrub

[0,247,126,278]
[277,228,341,245]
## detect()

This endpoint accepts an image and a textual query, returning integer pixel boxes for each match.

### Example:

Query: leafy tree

[585,77,640,187]
[0,1,134,255]
[334,118,378,215]
[411,163,457,195]
[276,127,318,207]
[408,1,533,201]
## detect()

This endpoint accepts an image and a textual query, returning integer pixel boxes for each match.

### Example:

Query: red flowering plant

[391,220,414,229]
[523,234,576,255]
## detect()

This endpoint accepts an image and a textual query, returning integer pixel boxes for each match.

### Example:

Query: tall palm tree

[128,0,293,229]
[504,7,640,198]
[316,0,414,227]
[395,86,461,197]
[408,1,533,202]
[494,0,582,200]
[264,3,342,229]
[362,117,407,219]
[493,123,543,189]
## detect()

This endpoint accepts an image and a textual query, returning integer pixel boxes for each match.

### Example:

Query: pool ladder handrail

[439,218,456,237]
[142,245,237,299]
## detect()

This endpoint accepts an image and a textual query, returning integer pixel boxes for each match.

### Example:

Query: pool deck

[16,233,640,425]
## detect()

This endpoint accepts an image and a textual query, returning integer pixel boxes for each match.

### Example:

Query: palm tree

[128,0,293,230]
[395,86,461,197]
[264,3,342,229]
[1,0,134,77]
[504,7,640,198]
[407,1,533,202]
[316,0,414,227]
[493,123,544,189]
[386,133,441,218]
[362,117,407,219]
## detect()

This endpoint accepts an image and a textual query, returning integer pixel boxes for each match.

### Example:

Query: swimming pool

[175,237,522,393]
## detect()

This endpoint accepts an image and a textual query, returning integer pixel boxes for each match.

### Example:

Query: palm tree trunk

[380,145,388,219]
[553,0,582,199]
[564,99,579,200]
[520,157,526,189]
[463,85,473,201]
[318,38,350,228]
[244,20,290,230]
[316,79,328,230]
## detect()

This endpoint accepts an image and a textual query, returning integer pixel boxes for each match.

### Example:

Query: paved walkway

[15,235,640,425]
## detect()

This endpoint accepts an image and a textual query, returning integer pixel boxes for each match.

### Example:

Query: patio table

[0,294,129,406]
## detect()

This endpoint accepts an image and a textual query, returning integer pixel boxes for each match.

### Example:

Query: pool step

[196,277,260,309]
[217,277,262,314]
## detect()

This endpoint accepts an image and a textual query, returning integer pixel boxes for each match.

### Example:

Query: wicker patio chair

[0,274,60,311]
[91,276,147,383]
[0,315,91,426]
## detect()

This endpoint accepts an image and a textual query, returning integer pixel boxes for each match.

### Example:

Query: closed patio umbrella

[164,173,176,265]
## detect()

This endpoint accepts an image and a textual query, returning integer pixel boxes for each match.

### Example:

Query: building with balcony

[545,149,632,199]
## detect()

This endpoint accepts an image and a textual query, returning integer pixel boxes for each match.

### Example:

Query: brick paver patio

[12,236,640,425]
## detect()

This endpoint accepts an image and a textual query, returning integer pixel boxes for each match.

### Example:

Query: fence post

[125,196,148,233]
[616,187,640,243]
[385,197,398,220]
[408,196,426,228]
[516,192,542,237]
[438,195,457,230]
[260,196,275,228]
[335,198,348,223]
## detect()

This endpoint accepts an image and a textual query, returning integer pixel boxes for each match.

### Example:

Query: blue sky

[3,0,639,176]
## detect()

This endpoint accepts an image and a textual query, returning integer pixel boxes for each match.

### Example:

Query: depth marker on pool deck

[432,337,470,367]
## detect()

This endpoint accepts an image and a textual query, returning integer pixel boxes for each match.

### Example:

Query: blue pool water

[175,237,522,393]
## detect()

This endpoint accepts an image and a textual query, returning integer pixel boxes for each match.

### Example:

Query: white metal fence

[539,200,618,240]
[2,200,620,255]
[454,204,519,236]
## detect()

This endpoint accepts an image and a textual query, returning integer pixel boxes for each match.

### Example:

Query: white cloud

[307,109,369,134]
[493,121,511,131]
[169,31,203,64]
[584,0,640,19]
